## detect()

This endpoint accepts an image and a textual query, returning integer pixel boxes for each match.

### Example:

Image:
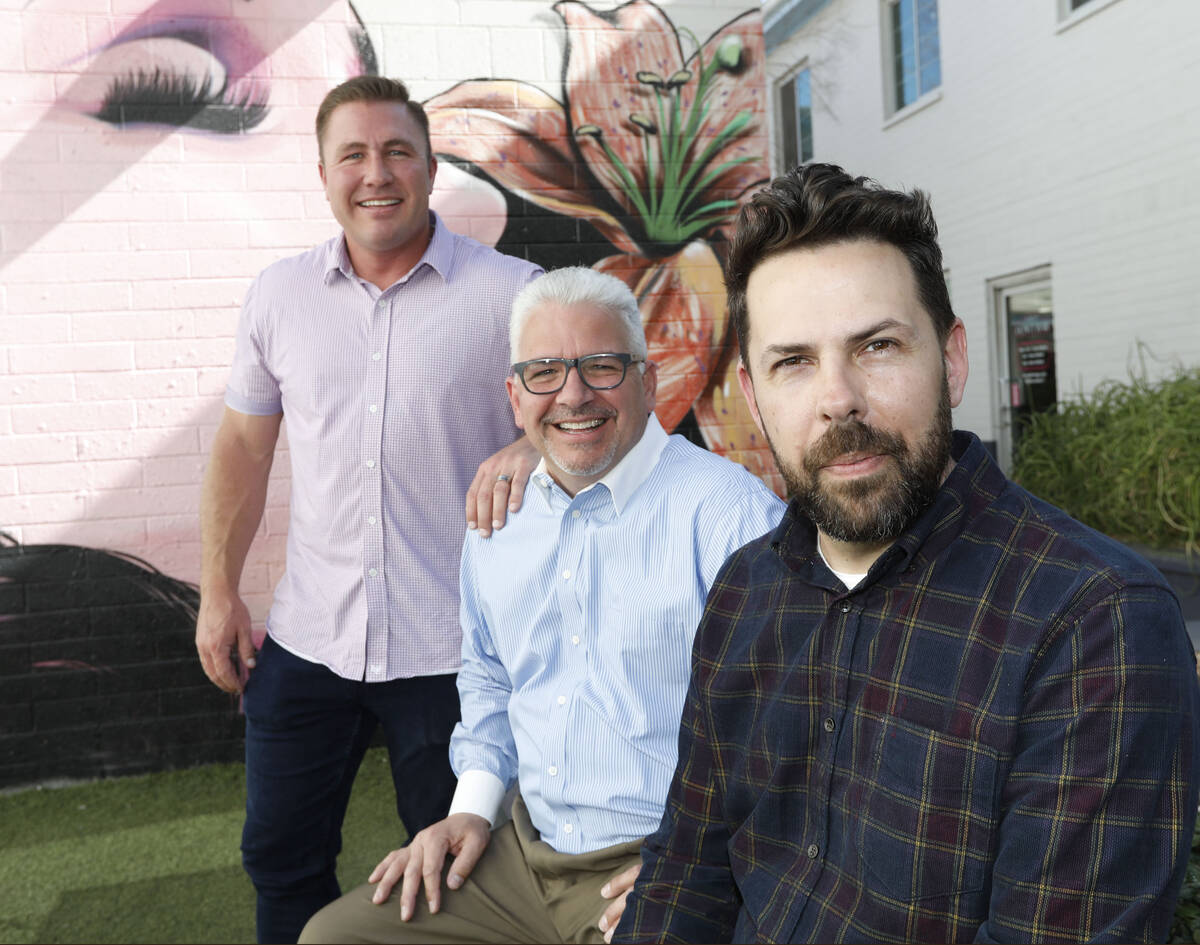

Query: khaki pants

[299,798,642,944]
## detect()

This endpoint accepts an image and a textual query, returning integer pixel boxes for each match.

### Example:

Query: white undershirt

[817,540,868,591]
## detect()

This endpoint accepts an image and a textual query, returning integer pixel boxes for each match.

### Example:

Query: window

[1057,0,1125,24]
[884,0,941,113]
[778,67,813,170]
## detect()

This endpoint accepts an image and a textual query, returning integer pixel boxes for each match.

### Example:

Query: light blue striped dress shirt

[450,416,785,854]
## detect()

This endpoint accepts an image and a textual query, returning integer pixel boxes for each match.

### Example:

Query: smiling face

[507,300,657,496]
[737,239,968,553]
[318,99,437,279]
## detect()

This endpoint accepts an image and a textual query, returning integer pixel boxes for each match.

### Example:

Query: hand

[596,860,641,943]
[368,813,491,920]
[465,436,539,537]
[195,586,257,693]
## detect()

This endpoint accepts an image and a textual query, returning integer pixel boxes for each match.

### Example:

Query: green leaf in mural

[423,1,776,478]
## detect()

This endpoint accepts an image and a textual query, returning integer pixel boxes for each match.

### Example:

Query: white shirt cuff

[448,769,508,826]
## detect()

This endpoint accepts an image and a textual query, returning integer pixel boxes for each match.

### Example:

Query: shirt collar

[770,430,996,584]
[323,211,453,286]
[531,413,669,515]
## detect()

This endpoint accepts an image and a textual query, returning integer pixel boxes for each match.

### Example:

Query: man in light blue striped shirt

[301,268,784,944]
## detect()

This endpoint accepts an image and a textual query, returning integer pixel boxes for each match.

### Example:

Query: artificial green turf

[0,747,405,944]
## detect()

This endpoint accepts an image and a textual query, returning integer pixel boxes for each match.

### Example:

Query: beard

[540,407,619,479]
[544,437,619,479]
[767,376,954,544]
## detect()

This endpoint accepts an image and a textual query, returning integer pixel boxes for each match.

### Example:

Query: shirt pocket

[854,718,998,901]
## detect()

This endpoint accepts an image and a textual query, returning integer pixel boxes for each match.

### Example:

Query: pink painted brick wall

[2,0,773,640]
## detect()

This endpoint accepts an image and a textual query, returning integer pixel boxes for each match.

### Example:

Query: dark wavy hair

[315,76,430,162]
[726,163,955,364]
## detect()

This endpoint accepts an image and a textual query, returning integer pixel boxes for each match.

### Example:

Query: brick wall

[0,537,243,787]
[0,0,772,788]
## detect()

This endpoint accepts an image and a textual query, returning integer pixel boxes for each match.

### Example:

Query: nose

[816,358,867,424]
[553,363,596,408]
[362,151,394,186]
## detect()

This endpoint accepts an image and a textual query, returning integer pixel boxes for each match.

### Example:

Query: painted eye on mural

[88,34,268,133]
[54,2,377,136]
[61,17,273,135]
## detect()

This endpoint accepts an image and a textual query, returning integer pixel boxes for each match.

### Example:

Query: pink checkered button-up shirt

[226,215,542,682]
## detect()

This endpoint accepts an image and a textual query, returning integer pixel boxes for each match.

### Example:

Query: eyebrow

[758,318,911,363]
[337,137,418,153]
[845,317,909,347]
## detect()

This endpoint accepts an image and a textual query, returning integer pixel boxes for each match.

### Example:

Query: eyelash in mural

[93,66,268,134]
[349,2,380,77]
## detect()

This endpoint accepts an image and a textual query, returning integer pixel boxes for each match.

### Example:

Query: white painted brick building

[764,0,1200,469]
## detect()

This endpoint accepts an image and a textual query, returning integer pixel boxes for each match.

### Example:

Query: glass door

[991,273,1056,472]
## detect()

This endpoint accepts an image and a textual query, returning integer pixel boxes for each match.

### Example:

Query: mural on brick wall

[1,0,771,787]
[427,1,778,486]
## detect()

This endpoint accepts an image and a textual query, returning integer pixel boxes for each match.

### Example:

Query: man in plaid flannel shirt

[616,164,1200,943]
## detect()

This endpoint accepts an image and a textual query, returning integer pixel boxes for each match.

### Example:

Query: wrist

[448,770,508,825]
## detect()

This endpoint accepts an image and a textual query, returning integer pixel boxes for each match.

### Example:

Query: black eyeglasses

[511,352,643,394]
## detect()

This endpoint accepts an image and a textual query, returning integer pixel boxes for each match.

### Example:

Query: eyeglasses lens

[521,355,628,393]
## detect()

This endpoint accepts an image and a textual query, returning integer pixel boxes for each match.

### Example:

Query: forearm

[982,587,1200,942]
[449,681,519,792]
[615,675,739,943]
[453,538,520,789]
[617,836,738,943]
[199,410,280,594]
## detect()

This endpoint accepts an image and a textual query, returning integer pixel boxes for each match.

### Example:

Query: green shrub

[1012,364,1200,556]
[1170,814,1200,943]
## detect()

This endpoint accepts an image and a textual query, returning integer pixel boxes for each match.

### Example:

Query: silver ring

[496,474,511,483]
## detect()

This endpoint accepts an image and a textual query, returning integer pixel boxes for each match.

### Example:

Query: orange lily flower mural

[426,0,782,492]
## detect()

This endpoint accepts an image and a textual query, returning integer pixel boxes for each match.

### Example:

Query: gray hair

[509,267,647,363]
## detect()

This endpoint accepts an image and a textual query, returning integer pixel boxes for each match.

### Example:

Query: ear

[736,359,767,437]
[318,161,328,197]
[505,375,525,430]
[942,318,969,408]
[641,359,658,414]
[427,154,438,193]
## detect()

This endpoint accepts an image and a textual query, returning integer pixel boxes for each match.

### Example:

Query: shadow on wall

[0,0,369,275]
[2,0,774,786]
[0,533,243,790]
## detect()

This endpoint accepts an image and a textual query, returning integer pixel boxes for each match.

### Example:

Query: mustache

[542,406,617,425]
[803,421,907,474]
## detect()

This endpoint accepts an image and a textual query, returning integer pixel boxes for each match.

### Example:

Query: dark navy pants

[241,635,460,944]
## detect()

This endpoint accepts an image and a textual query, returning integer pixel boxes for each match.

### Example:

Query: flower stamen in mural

[425,0,781,491]
[574,29,756,247]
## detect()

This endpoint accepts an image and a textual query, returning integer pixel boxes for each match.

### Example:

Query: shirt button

[570,635,580,645]
[563,823,573,834]
[368,568,378,577]
[366,459,376,469]
[369,404,378,413]
[547,765,558,776]
[369,664,381,675]
[840,602,850,614]
[807,843,819,859]
[367,515,377,525]
[371,352,381,361]
[562,569,571,580]
[571,510,581,519]
[557,695,566,706]
[823,717,835,733]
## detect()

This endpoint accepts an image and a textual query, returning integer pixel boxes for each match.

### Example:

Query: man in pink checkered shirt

[195,76,541,944]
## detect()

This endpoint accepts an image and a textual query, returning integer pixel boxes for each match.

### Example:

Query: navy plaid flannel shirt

[618,432,1200,943]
